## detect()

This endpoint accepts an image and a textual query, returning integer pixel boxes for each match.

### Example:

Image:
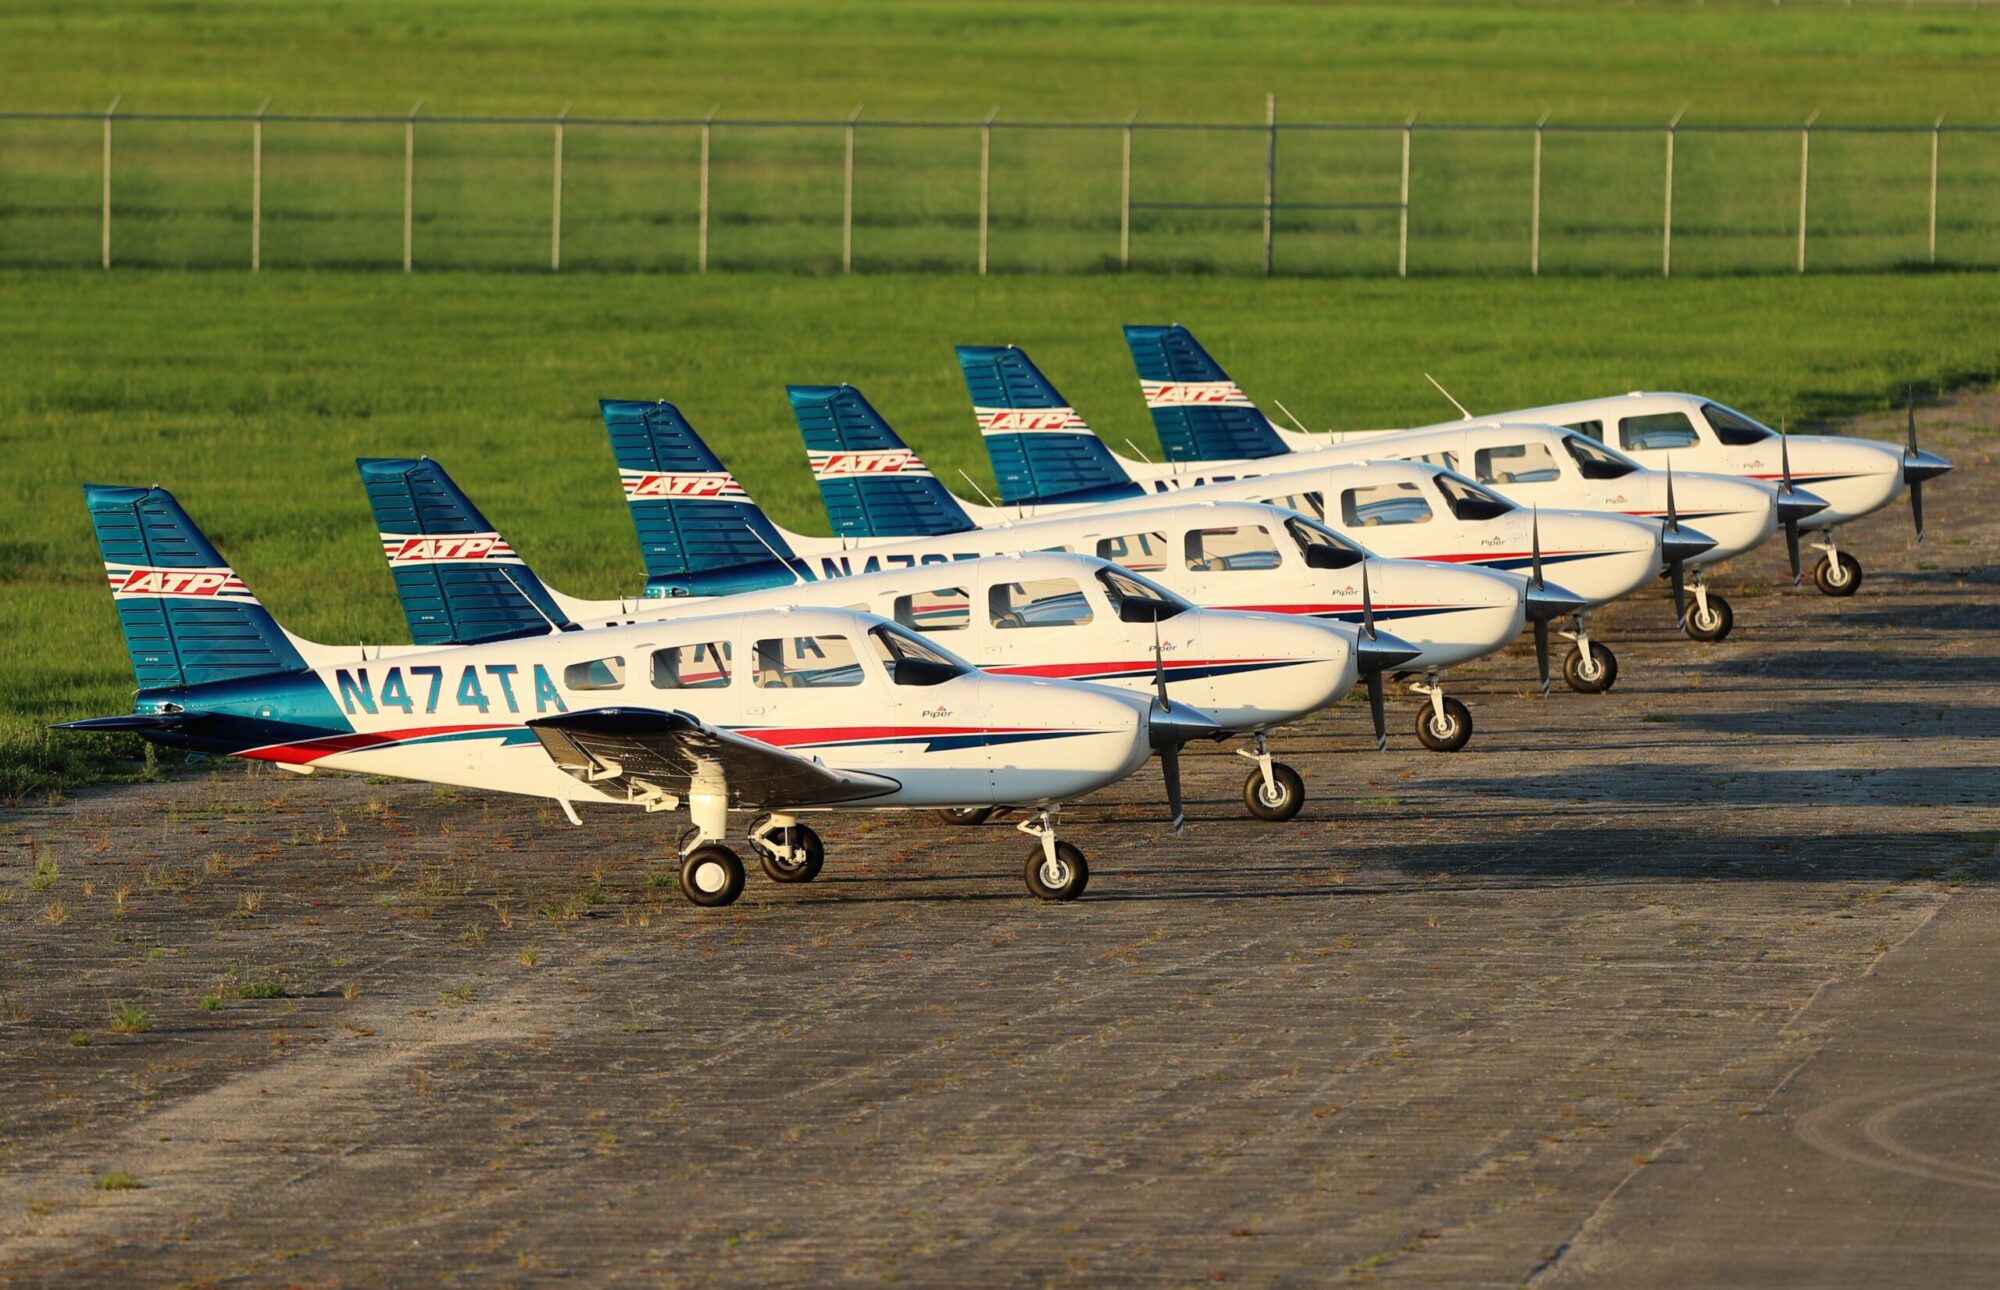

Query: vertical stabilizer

[787,384,977,538]
[955,345,1143,505]
[1122,324,1288,462]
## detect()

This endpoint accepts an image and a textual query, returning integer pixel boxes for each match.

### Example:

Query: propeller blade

[1911,479,1925,544]
[1906,389,1925,543]
[1784,518,1802,584]
[1534,617,1551,697]
[1160,742,1185,835]
[1360,559,1376,641]
[1664,459,1679,534]
[1670,559,1687,627]
[1780,423,1794,495]
[1530,506,1544,590]
[1152,614,1169,710]
[1366,670,1387,752]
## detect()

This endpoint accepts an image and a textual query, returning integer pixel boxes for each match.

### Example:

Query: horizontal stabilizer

[50,712,202,733]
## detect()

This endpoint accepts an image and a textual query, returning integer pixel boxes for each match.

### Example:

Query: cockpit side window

[754,635,866,688]
[1341,482,1433,527]
[1432,471,1515,521]
[1095,566,1190,619]
[1620,411,1699,452]
[1701,402,1777,446]
[1562,433,1640,480]
[1286,517,1365,569]
[990,578,1094,629]
[869,624,971,686]
[651,641,732,689]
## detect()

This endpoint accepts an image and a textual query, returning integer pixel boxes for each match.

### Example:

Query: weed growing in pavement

[235,979,288,1000]
[93,1171,142,1191]
[107,1002,149,1034]
[199,995,223,1012]
[28,852,58,892]
[41,897,69,925]
[67,1030,91,1047]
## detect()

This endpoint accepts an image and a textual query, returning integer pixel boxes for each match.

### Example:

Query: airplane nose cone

[1355,627,1421,673]
[1149,700,1225,749]
[1661,524,1717,565]
[1775,487,1830,524]
[1524,579,1590,623]
[1904,448,1953,485]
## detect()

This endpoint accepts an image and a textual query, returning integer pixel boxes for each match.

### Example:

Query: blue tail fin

[1122,324,1288,462]
[85,484,307,691]
[358,458,573,646]
[600,400,803,598]
[955,346,1143,506]
[786,384,976,538]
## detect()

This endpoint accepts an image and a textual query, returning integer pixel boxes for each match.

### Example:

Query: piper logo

[1140,379,1252,408]
[106,564,254,600]
[975,407,1088,434]
[380,533,517,565]
[619,469,748,500]
[808,449,932,478]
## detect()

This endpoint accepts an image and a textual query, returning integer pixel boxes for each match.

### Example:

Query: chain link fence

[4,97,1998,276]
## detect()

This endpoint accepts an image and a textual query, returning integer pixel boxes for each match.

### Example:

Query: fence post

[251,97,270,271]
[698,105,717,273]
[1531,109,1550,276]
[1929,113,1943,266]
[1797,109,1818,274]
[101,95,120,269]
[843,105,860,273]
[403,101,421,272]
[1120,109,1136,271]
[551,102,570,271]
[1398,109,1417,278]
[1262,93,1277,276]
[976,107,992,274]
[1662,108,1684,278]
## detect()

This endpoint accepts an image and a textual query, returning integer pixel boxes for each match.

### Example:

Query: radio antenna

[745,522,806,586]
[1425,372,1473,421]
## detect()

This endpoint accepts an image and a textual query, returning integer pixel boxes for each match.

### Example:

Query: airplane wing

[527,707,901,811]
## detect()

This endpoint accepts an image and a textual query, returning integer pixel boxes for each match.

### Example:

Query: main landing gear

[1237,733,1305,821]
[1018,808,1088,901]
[1812,533,1863,598]
[1682,575,1734,643]
[1410,673,1473,753]
[749,813,824,884]
[672,798,826,908]
[1560,615,1619,695]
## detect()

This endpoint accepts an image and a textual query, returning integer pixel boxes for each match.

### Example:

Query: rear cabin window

[990,578,1094,629]
[753,635,865,688]
[1095,531,1169,573]
[564,656,626,691]
[1620,412,1700,452]
[1474,442,1562,485]
[1341,483,1433,527]
[650,642,731,690]
[894,587,970,632]
[1416,449,1460,473]
[1261,490,1326,521]
[1185,525,1282,572]
[1565,420,1606,442]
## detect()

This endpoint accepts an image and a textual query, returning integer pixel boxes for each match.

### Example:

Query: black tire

[1242,762,1306,822]
[757,823,824,884]
[1814,552,1862,598]
[936,806,996,826]
[1413,697,1474,753]
[1562,642,1619,695]
[1023,840,1089,901]
[679,844,745,908]
[1684,593,1734,643]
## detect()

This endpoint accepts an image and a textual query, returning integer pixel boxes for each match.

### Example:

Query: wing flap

[528,708,901,810]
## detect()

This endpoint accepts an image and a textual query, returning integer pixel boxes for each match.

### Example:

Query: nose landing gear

[1811,535,1863,597]
[1410,673,1473,753]
[1018,808,1088,901]
[1560,615,1619,694]
[1236,733,1305,821]
[1682,575,1734,643]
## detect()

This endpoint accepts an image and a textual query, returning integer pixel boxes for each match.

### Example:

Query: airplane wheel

[680,844,745,908]
[1414,697,1474,753]
[757,824,824,884]
[1242,763,1305,822]
[1684,594,1734,643]
[936,807,996,826]
[1024,841,1089,902]
[1563,642,1619,695]
[1814,552,1862,598]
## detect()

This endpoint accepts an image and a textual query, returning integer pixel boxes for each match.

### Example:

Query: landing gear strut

[1236,733,1304,821]
[1017,808,1088,901]
[677,789,744,907]
[749,813,824,884]
[1812,534,1863,597]
[1682,575,1734,643]
[1410,673,1473,753]
[1561,615,1619,695]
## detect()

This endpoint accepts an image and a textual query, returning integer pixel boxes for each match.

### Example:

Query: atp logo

[382,534,514,564]
[809,449,929,478]
[1140,380,1251,408]
[975,407,1087,434]
[620,470,747,500]
[106,565,251,600]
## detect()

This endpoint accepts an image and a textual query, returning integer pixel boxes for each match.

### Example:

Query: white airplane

[777,388,1569,751]
[60,485,1224,907]
[358,455,1395,823]
[1314,388,1953,599]
[1111,325,1830,644]
[936,344,1675,694]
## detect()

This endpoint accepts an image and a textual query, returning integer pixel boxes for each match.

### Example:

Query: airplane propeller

[1778,423,1802,584]
[1664,459,1688,627]
[1360,559,1388,751]
[1897,387,1954,543]
[1147,614,1219,834]
[1530,507,1552,697]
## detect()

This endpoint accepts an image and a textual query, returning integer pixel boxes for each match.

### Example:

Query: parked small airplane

[60,485,1222,906]
[1111,325,1823,644]
[778,387,1560,751]
[942,343,1671,693]
[358,455,1390,821]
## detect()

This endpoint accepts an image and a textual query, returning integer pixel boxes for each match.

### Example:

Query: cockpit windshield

[1562,432,1641,480]
[1095,566,1191,620]
[869,623,973,686]
[1431,468,1515,521]
[1287,516,1367,570]
[1701,402,1778,446]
